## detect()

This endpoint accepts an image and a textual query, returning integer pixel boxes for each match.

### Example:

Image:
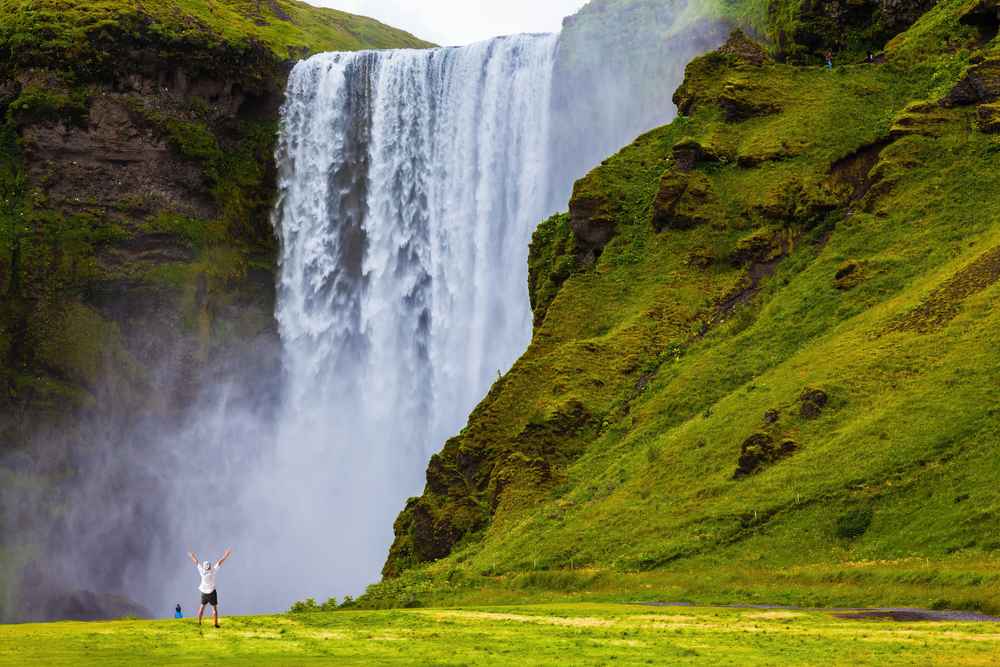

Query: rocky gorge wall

[0,0,428,621]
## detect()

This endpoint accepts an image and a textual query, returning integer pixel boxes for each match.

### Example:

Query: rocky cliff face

[0,0,428,622]
[768,0,940,61]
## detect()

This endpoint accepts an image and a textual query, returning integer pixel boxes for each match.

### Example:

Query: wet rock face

[22,96,216,221]
[34,590,152,622]
[14,563,152,622]
[959,0,1000,39]
[771,0,938,60]
[880,0,940,33]
[569,185,617,262]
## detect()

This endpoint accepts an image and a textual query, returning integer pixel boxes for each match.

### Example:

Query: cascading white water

[258,35,560,608]
[5,3,728,622]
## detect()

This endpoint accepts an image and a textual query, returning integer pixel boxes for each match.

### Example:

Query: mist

[1,0,730,621]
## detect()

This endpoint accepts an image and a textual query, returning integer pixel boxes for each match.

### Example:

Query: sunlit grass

[2,603,999,665]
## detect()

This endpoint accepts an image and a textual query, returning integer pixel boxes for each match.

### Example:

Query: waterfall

[260,35,560,607]
[8,4,727,620]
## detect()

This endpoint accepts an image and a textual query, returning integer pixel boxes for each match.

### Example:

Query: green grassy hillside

[3,603,999,666]
[0,0,430,70]
[377,0,1000,612]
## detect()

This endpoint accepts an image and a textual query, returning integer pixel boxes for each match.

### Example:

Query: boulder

[799,388,829,419]
[734,433,798,479]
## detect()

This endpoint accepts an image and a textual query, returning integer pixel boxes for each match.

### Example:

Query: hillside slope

[377,0,1000,610]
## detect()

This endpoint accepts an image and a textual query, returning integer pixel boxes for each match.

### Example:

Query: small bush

[289,598,319,614]
[835,507,874,539]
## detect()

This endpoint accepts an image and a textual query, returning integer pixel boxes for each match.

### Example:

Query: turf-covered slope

[379,0,1000,607]
[0,0,430,66]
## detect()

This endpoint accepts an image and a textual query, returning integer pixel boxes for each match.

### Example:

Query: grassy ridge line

[2,603,999,665]
[0,0,432,74]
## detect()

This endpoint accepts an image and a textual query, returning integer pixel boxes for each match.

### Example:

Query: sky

[307,1,590,46]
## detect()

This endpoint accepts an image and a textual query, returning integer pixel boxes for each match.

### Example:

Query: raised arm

[217,548,233,567]
[188,551,198,566]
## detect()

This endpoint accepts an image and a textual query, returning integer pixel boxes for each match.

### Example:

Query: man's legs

[197,604,205,625]
[212,603,219,628]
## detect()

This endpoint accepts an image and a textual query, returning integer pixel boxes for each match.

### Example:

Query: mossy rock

[716,29,772,66]
[737,139,802,167]
[833,259,865,290]
[799,387,829,419]
[943,57,1000,107]
[750,178,838,226]
[977,100,1000,132]
[730,228,787,267]
[958,0,1000,38]
[568,171,619,261]
[652,170,716,232]
[734,433,798,479]
[718,80,782,122]
[890,101,954,137]
[672,136,732,171]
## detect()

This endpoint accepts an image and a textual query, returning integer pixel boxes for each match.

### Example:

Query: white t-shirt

[197,561,222,594]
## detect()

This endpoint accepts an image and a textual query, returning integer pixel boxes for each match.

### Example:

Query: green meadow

[3,603,999,666]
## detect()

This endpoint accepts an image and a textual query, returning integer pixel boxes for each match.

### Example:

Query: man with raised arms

[188,548,232,628]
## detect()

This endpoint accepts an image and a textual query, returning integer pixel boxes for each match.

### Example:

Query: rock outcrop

[652,170,716,232]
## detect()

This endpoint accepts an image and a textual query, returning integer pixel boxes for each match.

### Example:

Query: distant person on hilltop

[174,603,183,619]
[825,51,834,70]
[188,548,233,628]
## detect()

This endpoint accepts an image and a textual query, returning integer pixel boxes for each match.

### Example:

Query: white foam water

[258,35,560,609]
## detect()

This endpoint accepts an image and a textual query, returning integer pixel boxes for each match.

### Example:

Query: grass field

[2,603,999,665]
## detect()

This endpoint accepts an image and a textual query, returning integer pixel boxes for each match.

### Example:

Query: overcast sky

[307,1,590,46]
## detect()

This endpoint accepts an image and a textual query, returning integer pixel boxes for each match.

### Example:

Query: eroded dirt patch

[423,610,615,628]
[888,245,1000,334]
[834,609,1000,623]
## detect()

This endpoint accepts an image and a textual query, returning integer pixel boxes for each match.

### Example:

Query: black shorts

[200,590,218,606]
